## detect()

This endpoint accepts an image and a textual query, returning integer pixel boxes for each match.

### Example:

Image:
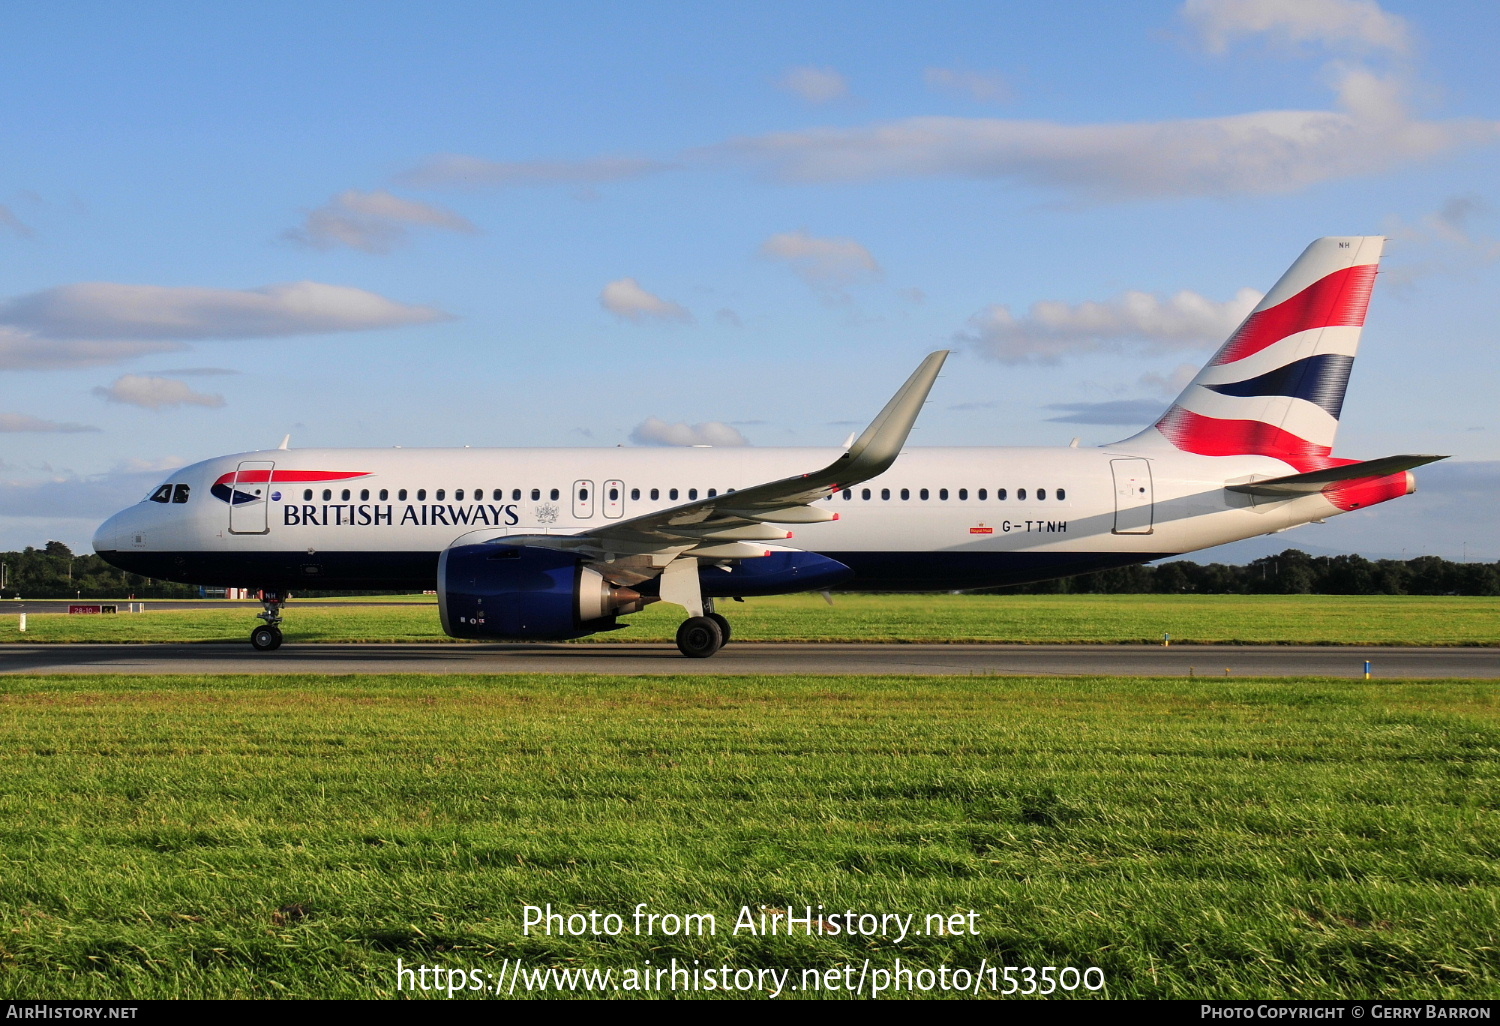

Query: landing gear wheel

[250,625,283,651]
[707,612,732,646]
[675,616,724,658]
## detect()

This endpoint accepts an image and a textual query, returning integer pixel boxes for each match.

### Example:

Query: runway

[1,642,1497,678]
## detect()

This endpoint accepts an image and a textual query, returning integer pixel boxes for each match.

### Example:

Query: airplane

[93,236,1444,657]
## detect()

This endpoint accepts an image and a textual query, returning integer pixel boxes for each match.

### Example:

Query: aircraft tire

[707,612,732,645]
[251,625,283,652]
[675,616,723,658]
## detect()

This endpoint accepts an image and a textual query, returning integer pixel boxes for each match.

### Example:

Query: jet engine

[438,542,643,640]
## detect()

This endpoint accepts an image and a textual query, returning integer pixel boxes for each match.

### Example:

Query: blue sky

[2,0,1498,559]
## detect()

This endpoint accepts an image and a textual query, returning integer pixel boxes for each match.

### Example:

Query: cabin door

[1110,458,1154,535]
[228,461,275,535]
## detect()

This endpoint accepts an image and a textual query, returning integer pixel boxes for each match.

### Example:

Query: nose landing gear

[251,590,286,651]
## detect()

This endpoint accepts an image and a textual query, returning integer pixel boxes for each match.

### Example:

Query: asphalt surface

[1,642,1496,678]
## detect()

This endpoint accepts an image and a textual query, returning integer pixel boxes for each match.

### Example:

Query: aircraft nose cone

[93,507,131,554]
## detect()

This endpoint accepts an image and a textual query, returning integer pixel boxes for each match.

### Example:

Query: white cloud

[960,287,1262,364]
[924,67,1012,104]
[1138,362,1202,397]
[0,460,185,521]
[92,375,226,410]
[599,278,693,323]
[0,205,34,239]
[1044,400,1166,425]
[0,328,186,371]
[286,190,478,253]
[1383,195,1500,287]
[1182,0,1411,56]
[152,366,240,376]
[399,154,668,189]
[630,417,749,447]
[777,66,850,104]
[714,67,1498,200]
[760,230,880,293]
[0,281,450,342]
[0,413,98,433]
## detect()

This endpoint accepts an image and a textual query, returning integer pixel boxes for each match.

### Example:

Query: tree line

[0,542,201,599]
[2,541,1497,600]
[998,549,1500,596]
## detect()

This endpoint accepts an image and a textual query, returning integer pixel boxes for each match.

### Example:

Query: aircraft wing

[497,350,948,566]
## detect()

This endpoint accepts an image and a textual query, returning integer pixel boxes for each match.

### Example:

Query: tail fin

[1122,236,1384,472]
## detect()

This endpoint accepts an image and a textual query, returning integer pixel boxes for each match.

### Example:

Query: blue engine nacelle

[438,543,642,640]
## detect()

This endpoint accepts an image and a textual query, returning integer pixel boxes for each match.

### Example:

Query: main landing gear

[250,590,286,651]
[675,599,732,658]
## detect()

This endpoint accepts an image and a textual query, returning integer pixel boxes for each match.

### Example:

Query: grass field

[3,593,1498,646]
[1,672,1497,1000]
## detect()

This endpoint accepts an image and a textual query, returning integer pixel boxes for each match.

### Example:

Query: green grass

[1,673,1498,999]
[2,593,1497,646]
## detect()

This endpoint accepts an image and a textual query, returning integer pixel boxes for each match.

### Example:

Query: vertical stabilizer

[1120,236,1384,472]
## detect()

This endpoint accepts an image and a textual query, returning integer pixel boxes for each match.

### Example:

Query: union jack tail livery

[1136,236,1382,469]
[1123,236,1431,511]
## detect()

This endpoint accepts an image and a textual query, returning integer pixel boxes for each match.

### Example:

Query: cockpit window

[172,484,190,504]
[150,485,172,503]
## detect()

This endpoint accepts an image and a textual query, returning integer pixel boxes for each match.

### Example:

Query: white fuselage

[93,443,1355,592]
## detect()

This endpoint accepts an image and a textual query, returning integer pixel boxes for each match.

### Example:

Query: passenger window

[978,488,987,500]
[340,489,349,500]
[958,488,967,500]
[398,489,408,501]
[900,488,910,500]
[669,488,679,500]
[303,489,313,501]
[609,488,619,501]
[997,489,1007,500]
[650,488,660,500]
[512,489,521,500]
[707,488,717,498]
[1018,488,1027,500]
[881,488,890,500]
[360,488,369,501]
[1057,488,1066,500]
[531,488,540,501]
[455,489,464,501]
[842,489,852,500]
[418,489,427,501]
[630,488,639,500]
[379,489,389,501]
[323,489,332,501]
[579,487,589,501]
[919,488,929,500]
[1037,488,1046,500]
[172,484,190,503]
[550,488,559,501]
[688,488,697,500]
[436,489,445,501]
[939,488,948,500]
[150,485,172,503]
[862,488,871,500]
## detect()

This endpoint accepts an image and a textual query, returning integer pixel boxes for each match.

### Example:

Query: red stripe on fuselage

[213,470,370,487]
[1213,263,1376,366]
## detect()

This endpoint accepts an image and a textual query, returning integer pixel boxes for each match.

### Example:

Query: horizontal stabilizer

[1226,454,1447,497]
